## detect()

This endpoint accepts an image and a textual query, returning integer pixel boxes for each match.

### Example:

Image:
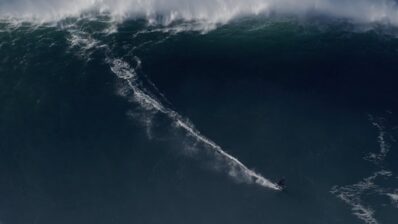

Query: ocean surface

[1,1,398,224]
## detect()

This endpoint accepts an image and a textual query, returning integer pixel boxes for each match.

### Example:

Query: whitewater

[1,0,398,27]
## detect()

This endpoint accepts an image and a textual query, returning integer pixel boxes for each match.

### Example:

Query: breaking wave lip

[2,0,398,29]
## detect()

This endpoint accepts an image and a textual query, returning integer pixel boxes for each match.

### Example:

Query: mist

[0,0,397,25]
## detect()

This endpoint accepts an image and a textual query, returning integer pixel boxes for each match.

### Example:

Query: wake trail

[67,26,282,191]
[110,58,282,191]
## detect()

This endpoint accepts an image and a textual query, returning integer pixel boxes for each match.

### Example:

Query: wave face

[2,1,398,224]
[0,8,285,190]
[1,0,398,26]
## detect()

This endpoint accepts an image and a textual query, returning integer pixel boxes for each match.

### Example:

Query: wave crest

[1,0,398,27]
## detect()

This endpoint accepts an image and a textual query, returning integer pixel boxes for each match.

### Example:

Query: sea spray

[1,0,398,28]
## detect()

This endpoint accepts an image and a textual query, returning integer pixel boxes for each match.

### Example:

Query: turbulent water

[1,1,398,224]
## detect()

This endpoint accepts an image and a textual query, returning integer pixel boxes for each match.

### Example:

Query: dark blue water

[1,18,398,224]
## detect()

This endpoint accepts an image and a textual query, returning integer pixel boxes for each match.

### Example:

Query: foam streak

[331,170,392,224]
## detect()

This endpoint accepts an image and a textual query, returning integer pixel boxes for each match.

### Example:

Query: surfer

[277,178,286,190]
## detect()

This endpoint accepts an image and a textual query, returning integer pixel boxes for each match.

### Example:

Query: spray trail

[110,58,281,190]
[62,15,282,190]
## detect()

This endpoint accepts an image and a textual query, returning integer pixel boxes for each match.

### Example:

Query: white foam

[333,114,398,223]
[331,170,392,224]
[364,115,391,164]
[67,31,101,60]
[2,0,398,28]
[68,33,99,50]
